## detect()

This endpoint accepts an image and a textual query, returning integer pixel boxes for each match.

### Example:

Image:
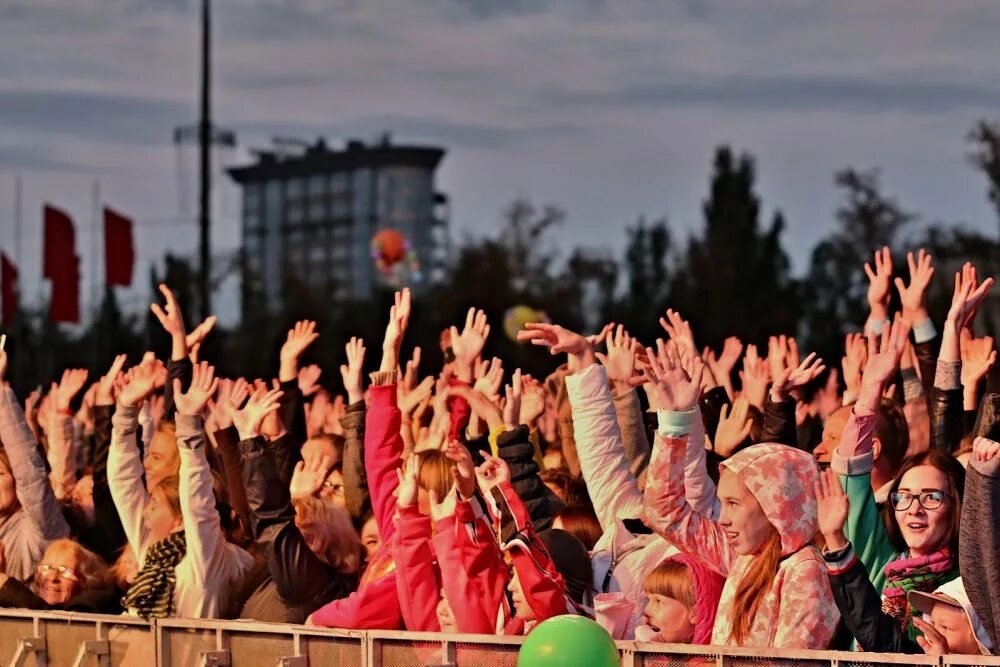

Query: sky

[1,0,999,326]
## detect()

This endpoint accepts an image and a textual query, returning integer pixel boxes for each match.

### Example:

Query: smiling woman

[0,538,121,613]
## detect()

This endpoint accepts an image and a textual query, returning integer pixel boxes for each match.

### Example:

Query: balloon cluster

[371,229,422,287]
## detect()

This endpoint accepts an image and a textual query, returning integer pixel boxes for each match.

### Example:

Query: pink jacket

[309,377,403,629]
[643,431,840,648]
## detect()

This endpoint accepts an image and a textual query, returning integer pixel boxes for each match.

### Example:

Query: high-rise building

[227,135,449,314]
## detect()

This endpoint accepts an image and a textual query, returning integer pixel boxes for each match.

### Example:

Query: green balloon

[518,615,619,667]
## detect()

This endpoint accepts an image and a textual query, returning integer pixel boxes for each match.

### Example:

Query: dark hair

[555,505,602,551]
[882,450,964,556]
[539,469,590,508]
[874,399,909,471]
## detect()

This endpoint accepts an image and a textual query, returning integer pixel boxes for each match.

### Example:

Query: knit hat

[539,529,594,608]
[663,553,725,645]
[908,577,993,655]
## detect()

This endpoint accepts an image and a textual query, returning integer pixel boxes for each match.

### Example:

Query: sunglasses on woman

[36,564,79,582]
[889,490,949,511]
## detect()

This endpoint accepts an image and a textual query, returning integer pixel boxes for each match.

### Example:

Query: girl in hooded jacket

[637,554,724,644]
[639,348,840,648]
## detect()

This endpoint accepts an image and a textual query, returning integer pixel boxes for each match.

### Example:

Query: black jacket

[496,426,564,535]
[928,386,964,454]
[0,577,123,614]
[762,396,797,448]
[238,435,358,623]
[340,402,370,523]
[826,545,921,654]
[76,405,128,564]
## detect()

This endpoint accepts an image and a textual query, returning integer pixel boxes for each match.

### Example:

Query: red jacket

[310,379,404,629]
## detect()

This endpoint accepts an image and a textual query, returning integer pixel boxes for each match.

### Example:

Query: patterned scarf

[122,531,187,619]
[881,548,958,641]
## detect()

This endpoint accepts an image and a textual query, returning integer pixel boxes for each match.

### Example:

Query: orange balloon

[372,229,406,266]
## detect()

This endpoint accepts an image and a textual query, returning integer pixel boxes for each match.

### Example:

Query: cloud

[548,74,1000,115]
[0,89,190,146]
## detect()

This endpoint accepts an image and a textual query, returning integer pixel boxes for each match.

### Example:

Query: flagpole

[92,178,101,326]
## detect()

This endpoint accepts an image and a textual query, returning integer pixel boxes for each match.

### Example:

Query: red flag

[43,205,75,280]
[1,253,18,324]
[104,207,134,286]
[42,204,80,323]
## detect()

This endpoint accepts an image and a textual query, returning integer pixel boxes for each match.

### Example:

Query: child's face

[508,569,534,621]
[930,602,980,655]
[643,593,695,643]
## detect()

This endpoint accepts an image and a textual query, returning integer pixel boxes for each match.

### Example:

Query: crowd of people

[0,246,999,658]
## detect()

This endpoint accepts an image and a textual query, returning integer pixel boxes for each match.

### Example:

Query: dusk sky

[1,0,999,325]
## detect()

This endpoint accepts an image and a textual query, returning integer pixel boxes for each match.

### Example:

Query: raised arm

[640,344,735,575]
[961,434,1000,650]
[173,362,225,583]
[339,338,370,521]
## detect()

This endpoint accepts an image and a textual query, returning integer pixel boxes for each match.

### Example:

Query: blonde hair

[35,539,111,593]
[729,528,782,645]
[293,497,361,574]
[644,560,696,610]
[153,475,183,520]
[416,450,453,500]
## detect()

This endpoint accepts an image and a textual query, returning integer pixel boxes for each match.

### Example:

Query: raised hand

[399,376,434,416]
[973,436,1000,464]
[913,617,950,656]
[290,454,332,500]
[864,246,893,319]
[279,320,319,382]
[815,468,849,552]
[339,337,366,405]
[860,315,911,391]
[659,309,696,354]
[517,322,594,370]
[445,440,476,499]
[186,315,216,352]
[503,369,523,430]
[643,340,703,412]
[381,289,411,372]
[173,361,219,416]
[705,336,742,399]
[150,284,188,360]
[961,333,996,395]
[519,375,546,426]
[771,353,826,402]
[396,454,420,508]
[450,309,490,379]
[475,452,511,492]
[473,357,504,402]
[298,365,322,397]
[232,386,284,441]
[585,322,615,348]
[402,347,421,393]
[947,262,993,328]
[117,359,161,408]
[96,355,127,407]
[739,344,769,411]
[894,249,934,324]
[715,397,753,458]
[595,325,643,389]
[448,385,502,432]
[55,368,89,411]
[841,333,868,398]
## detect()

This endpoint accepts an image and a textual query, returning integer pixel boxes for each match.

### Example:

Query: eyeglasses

[322,481,344,496]
[36,564,79,582]
[889,490,949,511]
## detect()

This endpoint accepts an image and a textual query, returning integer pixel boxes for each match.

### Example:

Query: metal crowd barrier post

[0,608,153,667]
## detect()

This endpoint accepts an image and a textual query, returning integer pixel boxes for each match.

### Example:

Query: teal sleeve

[840,472,898,592]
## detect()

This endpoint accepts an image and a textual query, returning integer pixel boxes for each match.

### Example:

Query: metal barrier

[2,610,1000,666]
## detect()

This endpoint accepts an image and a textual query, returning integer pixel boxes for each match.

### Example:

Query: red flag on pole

[104,207,134,287]
[43,204,80,323]
[1,253,18,324]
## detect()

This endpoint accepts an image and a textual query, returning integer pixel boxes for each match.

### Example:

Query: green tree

[671,146,799,349]
[802,168,914,359]
[968,119,1000,230]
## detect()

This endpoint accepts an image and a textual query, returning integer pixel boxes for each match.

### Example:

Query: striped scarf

[881,547,957,642]
[122,531,187,619]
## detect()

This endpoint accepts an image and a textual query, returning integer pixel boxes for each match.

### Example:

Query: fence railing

[2,609,1000,667]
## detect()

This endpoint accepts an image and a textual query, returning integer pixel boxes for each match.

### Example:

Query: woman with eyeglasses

[0,539,120,613]
[820,303,974,651]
